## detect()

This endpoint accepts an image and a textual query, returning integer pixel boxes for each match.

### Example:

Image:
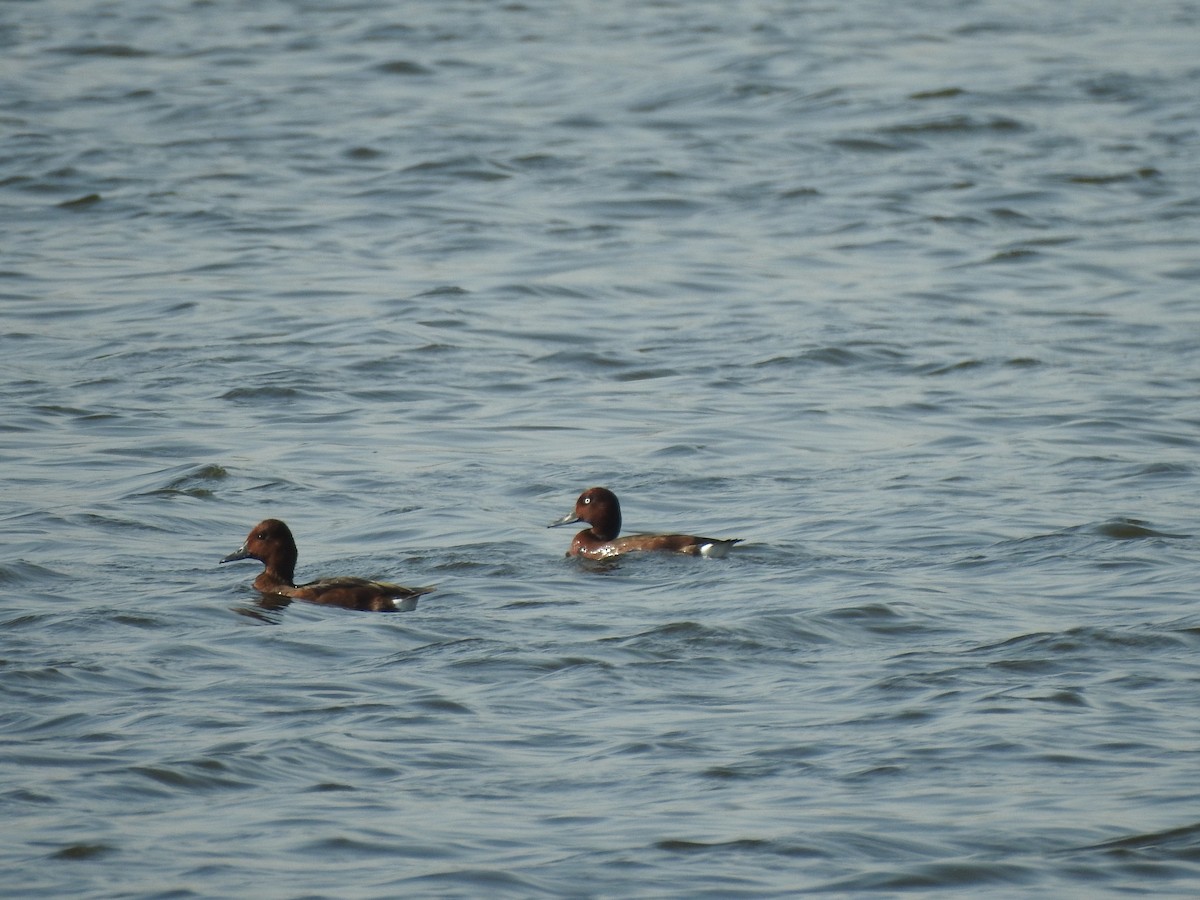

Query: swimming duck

[221,518,433,612]
[549,487,741,560]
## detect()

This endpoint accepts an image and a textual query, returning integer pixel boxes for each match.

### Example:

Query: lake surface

[4,0,1200,896]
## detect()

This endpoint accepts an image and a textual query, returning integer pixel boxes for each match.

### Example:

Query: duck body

[221,519,433,612]
[549,487,741,561]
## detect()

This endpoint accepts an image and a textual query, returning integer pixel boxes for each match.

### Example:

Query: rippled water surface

[5,0,1200,896]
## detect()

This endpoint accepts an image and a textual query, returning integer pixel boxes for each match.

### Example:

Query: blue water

[4,1,1200,896]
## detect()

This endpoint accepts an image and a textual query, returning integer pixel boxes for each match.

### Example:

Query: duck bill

[220,544,251,564]
[548,512,581,529]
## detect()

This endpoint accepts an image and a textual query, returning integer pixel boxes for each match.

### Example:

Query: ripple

[1091,518,1189,540]
[49,842,116,860]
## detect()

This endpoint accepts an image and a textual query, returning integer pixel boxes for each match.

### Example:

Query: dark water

[4,0,1200,896]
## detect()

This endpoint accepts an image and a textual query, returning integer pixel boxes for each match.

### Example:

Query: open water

[4,0,1200,896]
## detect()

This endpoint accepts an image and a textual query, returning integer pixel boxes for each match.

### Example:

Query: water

[4,0,1200,895]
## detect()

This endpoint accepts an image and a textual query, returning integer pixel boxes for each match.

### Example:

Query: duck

[220,518,434,612]
[549,486,741,560]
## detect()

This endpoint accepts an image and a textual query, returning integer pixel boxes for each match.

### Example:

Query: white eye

[582,497,591,505]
